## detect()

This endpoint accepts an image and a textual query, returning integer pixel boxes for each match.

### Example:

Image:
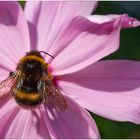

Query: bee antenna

[40,51,54,59]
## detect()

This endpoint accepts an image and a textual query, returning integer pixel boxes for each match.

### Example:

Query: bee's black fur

[14,51,47,106]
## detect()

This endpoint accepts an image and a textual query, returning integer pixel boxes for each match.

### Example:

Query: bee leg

[9,71,14,76]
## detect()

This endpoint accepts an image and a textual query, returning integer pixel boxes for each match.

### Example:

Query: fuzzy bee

[0,51,67,111]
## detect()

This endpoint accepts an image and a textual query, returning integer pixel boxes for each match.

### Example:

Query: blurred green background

[19,1,140,139]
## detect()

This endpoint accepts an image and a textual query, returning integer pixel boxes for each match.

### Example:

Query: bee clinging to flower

[0,1,140,139]
[0,51,67,111]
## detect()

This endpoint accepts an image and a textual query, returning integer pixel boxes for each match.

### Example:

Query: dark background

[19,1,140,138]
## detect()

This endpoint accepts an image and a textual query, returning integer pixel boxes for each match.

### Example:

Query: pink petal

[58,60,140,124]
[0,98,18,138]
[0,102,50,138]
[40,96,100,138]
[0,90,11,107]
[0,98,16,118]
[24,1,97,50]
[51,14,140,75]
[0,66,10,82]
[0,2,30,71]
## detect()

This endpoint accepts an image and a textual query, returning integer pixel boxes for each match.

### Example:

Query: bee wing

[43,79,67,111]
[0,71,18,95]
[0,77,15,95]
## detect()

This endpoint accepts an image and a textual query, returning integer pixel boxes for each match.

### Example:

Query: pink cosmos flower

[0,1,140,139]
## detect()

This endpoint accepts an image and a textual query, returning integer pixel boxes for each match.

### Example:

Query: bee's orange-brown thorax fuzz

[19,55,48,69]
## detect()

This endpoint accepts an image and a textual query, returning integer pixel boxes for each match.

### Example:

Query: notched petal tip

[116,14,140,28]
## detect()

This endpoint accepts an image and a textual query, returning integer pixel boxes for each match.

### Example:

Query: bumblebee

[0,51,67,111]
